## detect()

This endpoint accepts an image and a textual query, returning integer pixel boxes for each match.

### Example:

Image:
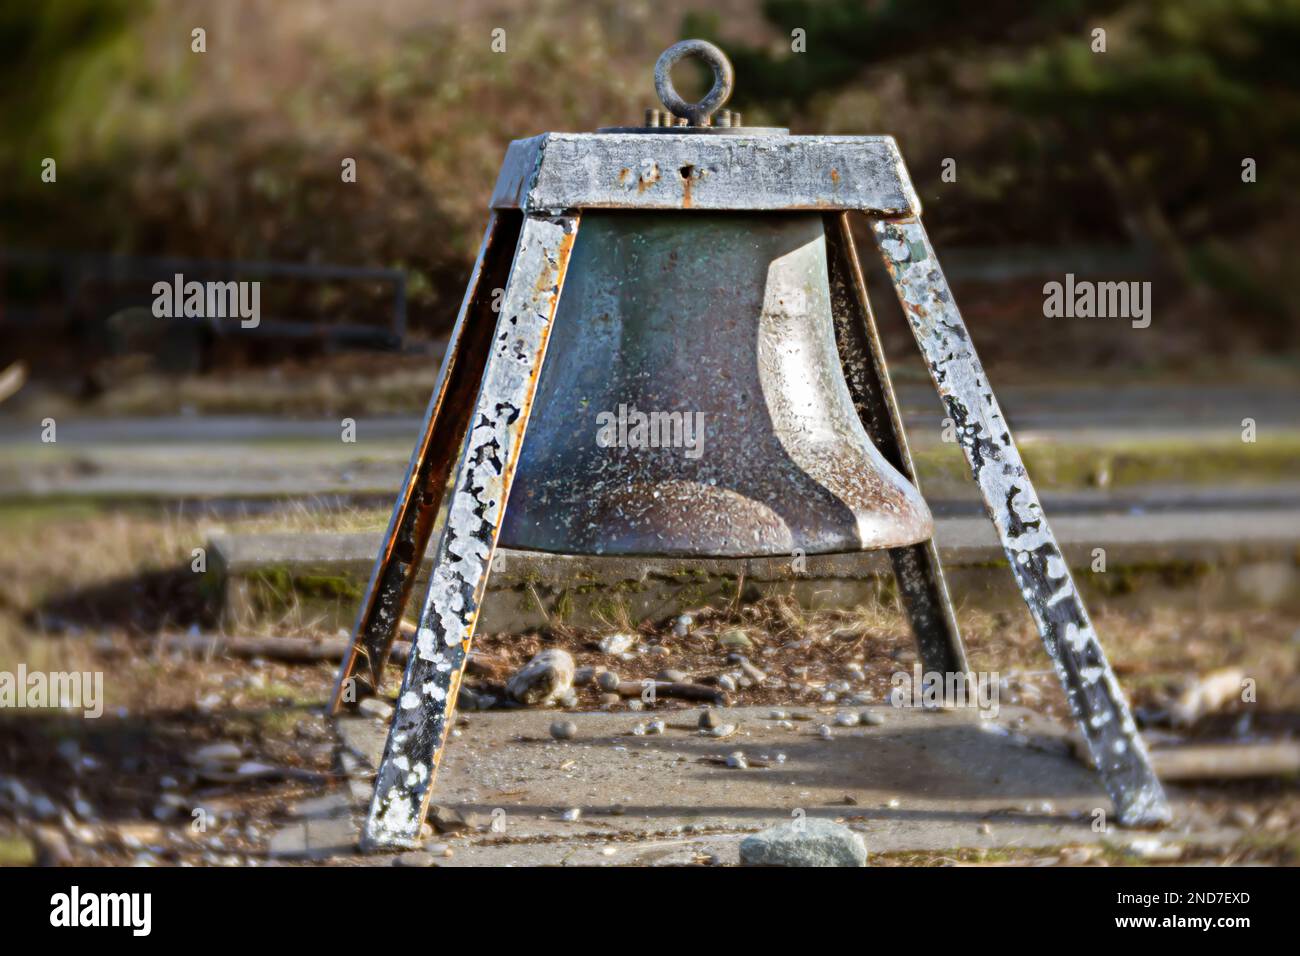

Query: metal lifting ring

[654,39,734,126]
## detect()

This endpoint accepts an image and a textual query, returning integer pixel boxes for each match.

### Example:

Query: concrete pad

[269,790,357,861]
[307,706,1239,866]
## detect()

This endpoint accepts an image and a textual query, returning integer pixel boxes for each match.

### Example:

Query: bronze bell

[498,210,933,556]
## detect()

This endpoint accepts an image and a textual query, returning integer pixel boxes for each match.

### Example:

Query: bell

[498,210,933,557]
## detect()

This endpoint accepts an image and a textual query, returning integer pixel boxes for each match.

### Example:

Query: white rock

[358,697,393,721]
[598,633,636,656]
[740,819,868,867]
[188,742,242,767]
[506,649,576,706]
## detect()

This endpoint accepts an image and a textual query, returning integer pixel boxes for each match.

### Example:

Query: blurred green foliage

[0,0,142,161]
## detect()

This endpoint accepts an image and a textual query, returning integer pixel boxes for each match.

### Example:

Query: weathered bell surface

[497,211,933,557]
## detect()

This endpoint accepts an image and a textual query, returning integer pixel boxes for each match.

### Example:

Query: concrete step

[209,507,1300,633]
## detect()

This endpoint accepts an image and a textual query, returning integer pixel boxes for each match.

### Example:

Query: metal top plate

[490,132,921,216]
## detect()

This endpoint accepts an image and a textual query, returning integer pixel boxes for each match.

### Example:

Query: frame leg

[362,213,579,849]
[871,214,1170,827]
[825,213,968,676]
[329,211,522,712]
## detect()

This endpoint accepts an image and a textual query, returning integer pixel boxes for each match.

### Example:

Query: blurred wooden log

[156,632,506,677]
[1150,742,1300,781]
[615,679,727,705]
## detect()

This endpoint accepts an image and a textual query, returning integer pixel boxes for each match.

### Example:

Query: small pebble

[189,742,242,766]
[738,660,767,683]
[357,697,394,721]
[556,689,579,709]
[818,724,833,740]
[1227,806,1258,828]
[596,670,621,692]
[726,751,748,769]
[561,808,582,822]
[833,711,859,727]
[598,633,635,656]
[550,720,577,741]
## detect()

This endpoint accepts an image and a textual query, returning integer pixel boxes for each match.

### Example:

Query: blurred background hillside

[1,0,1298,414]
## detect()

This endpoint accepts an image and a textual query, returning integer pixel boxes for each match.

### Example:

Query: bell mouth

[496,463,935,561]
[501,476,933,559]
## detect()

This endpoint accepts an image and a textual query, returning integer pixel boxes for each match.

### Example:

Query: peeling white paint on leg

[871,214,1170,827]
[360,214,579,850]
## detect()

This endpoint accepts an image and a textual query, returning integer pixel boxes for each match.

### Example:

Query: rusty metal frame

[337,131,1168,849]
[328,211,522,712]
[491,133,919,214]
[825,213,967,677]
[358,213,577,848]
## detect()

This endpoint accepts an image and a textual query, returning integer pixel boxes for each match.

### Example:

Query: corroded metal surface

[362,214,578,849]
[490,133,921,215]
[328,212,521,711]
[498,211,933,557]
[824,213,967,675]
[654,39,733,126]
[872,215,1171,827]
